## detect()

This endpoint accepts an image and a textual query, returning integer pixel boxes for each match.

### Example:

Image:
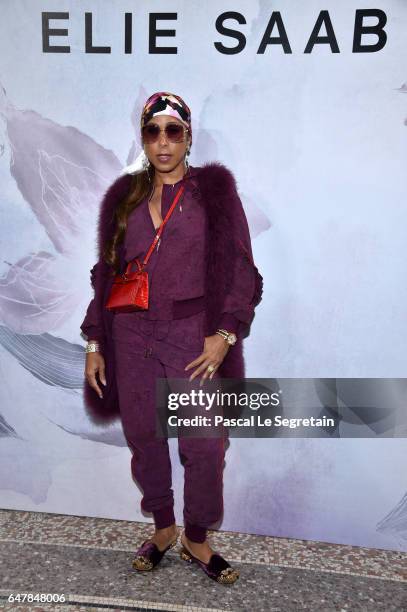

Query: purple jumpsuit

[83,169,252,543]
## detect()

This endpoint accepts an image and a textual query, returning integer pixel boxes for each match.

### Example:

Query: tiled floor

[0,509,406,611]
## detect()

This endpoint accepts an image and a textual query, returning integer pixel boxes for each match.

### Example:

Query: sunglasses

[141,122,189,144]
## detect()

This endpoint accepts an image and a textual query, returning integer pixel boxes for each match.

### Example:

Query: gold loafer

[132,535,178,571]
[180,543,239,584]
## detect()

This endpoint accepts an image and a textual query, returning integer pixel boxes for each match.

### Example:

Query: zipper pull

[157,236,161,251]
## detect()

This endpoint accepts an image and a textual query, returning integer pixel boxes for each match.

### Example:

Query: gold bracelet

[215,329,228,340]
[215,329,237,346]
[85,342,100,353]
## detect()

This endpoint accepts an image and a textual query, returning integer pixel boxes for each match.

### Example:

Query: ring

[207,365,215,373]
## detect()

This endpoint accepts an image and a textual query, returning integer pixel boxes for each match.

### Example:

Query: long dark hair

[103,166,156,273]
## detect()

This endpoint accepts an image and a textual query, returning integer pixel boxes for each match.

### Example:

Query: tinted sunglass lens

[166,124,184,142]
[142,125,160,143]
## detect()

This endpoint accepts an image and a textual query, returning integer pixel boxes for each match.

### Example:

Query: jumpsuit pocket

[112,316,150,355]
[112,310,154,338]
[163,311,205,353]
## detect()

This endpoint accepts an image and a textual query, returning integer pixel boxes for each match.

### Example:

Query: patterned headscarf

[140,91,192,146]
[120,91,192,176]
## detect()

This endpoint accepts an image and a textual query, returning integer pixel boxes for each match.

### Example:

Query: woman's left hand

[185,334,230,386]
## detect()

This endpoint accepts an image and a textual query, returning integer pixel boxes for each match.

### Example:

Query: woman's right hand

[85,350,106,399]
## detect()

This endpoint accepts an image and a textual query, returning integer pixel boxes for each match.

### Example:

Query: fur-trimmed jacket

[80,162,263,423]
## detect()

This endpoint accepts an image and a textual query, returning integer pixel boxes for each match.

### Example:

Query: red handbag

[105,183,185,313]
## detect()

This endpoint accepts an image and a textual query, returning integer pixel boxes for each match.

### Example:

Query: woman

[80,92,263,585]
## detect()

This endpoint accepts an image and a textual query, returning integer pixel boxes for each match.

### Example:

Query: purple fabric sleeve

[215,188,261,336]
[80,262,107,345]
[217,312,242,335]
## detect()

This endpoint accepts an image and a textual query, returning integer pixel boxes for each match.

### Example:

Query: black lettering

[304,10,339,54]
[85,12,111,53]
[124,13,132,54]
[149,13,177,54]
[258,12,292,54]
[353,9,387,52]
[214,12,246,55]
[42,12,70,53]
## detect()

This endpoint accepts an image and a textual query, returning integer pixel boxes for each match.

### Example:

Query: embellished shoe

[179,535,239,585]
[132,533,179,571]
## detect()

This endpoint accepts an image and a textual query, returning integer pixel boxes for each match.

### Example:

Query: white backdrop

[0,0,406,552]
